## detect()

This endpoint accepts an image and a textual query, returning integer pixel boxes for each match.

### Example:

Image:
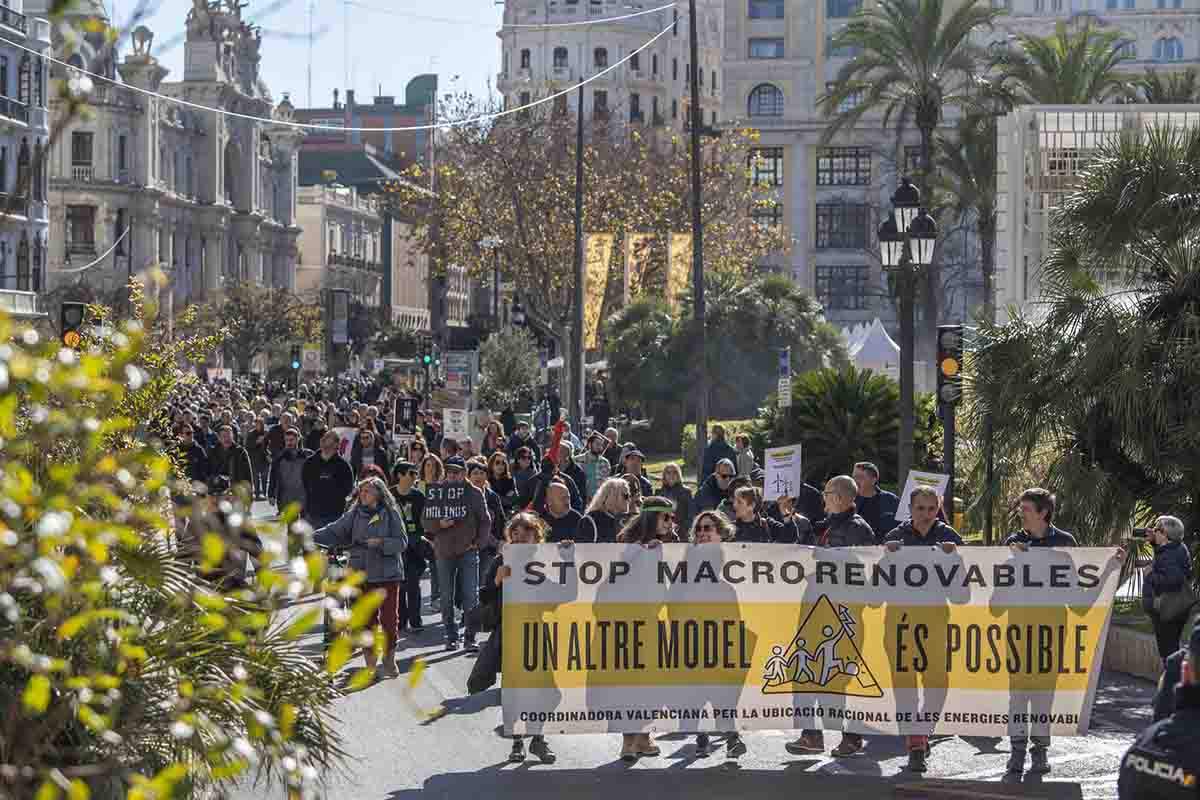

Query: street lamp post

[479,235,503,329]
[877,177,937,487]
[687,0,707,474]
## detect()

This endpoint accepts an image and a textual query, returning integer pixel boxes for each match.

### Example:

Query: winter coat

[350,441,392,479]
[245,428,270,468]
[735,447,755,478]
[702,439,738,481]
[578,510,620,544]
[304,426,326,454]
[269,447,313,510]
[490,475,517,510]
[481,486,508,550]
[1003,526,1078,549]
[302,452,356,525]
[694,474,732,514]
[1143,539,1193,613]
[883,520,963,548]
[512,466,537,506]
[314,503,407,583]
[855,490,900,543]
[521,467,583,515]
[544,509,583,542]
[577,451,612,500]
[179,441,209,484]
[423,480,491,560]
[505,433,541,464]
[561,460,588,503]
[819,509,876,548]
[604,443,624,475]
[266,423,287,459]
[207,443,254,492]
[734,514,810,544]
[660,484,694,534]
[797,482,825,528]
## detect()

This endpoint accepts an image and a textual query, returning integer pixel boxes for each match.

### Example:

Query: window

[32,140,42,201]
[630,92,642,121]
[752,200,783,229]
[817,146,871,185]
[816,264,870,310]
[749,37,785,59]
[651,95,660,123]
[1051,0,1062,10]
[17,54,29,105]
[553,94,568,116]
[749,146,784,186]
[699,69,704,86]
[32,235,41,293]
[13,234,28,291]
[673,58,679,80]
[34,56,44,107]
[630,53,640,72]
[1120,40,1137,58]
[553,47,569,68]
[115,209,126,255]
[594,47,608,69]
[1123,0,1134,8]
[520,48,531,69]
[519,91,531,107]
[711,110,717,125]
[0,56,7,98]
[672,98,678,118]
[825,82,863,113]
[711,70,717,95]
[117,133,127,173]
[1154,37,1183,62]
[827,0,862,17]
[749,0,786,17]
[67,205,96,252]
[0,146,6,193]
[826,33,862,58]
[652,54,659,74]
[904,145,926,176]
[748,83,784,117]
[594,89,608,117]
[1044,147,1084,176]
[815,203,870,249]
[1156,0,1182,7]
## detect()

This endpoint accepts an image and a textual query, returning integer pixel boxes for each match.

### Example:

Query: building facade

[295,183,384,310]
[0,0,51,321]
[36,0,301,310]
[497,0,723,130]
[995,103,1200,319]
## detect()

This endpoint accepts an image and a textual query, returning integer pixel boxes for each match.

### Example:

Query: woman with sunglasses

[481,420,506,459]
[511,447,538,504]
[686,510,748,758]
[487,452,516,512]
[482,513,557,764]
[578,478,631,544]
[614,496,679,762]
[407,438,427,464]
[659,462,693,535]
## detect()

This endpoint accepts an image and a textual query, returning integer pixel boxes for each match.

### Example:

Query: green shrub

[680,419,757,469]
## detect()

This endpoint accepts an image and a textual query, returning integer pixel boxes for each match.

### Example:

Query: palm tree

[997,21,1132,105]
[936,113,998,324]
[820,0,1001,483]
[1136,67,1200,103]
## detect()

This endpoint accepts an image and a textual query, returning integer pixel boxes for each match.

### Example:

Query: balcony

[0,288,41,318]
[0,96,29,124]
[328,252,383,272]
[0,5,27,33]
[67,240,97,256]
[72,164,94,182]
[0,191,28,218]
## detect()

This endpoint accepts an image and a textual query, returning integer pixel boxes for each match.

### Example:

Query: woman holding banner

[578,478,630,543]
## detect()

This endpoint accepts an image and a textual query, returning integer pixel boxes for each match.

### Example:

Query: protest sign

[897,471,952,520]
[424,481,473,523]
[332,427,356,464]
[502,544,1120,738]
[393,397,419,435]
[443,408,470,439]
[763,444,803,502]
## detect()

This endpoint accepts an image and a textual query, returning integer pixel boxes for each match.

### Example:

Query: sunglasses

[717,473,734,480]
[697,523,718,533]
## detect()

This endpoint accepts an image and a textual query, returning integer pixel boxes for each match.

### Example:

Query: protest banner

[424,480,473,523]
[332,427,356,464]
[762,444,803,502]
[897,471,952,520]
[443,408,470,440]
[502,544,1120,738]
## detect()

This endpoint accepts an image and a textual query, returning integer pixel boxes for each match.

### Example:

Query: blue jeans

[437,550,479,644]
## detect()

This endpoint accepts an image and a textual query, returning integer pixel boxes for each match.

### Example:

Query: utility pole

[307,0,315,107]
[688,0,707,474]
[571,83,585,427]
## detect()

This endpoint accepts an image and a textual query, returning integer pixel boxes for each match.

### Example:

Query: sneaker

[831,736,864,758]
[726,735,747,759]
[785,733,825,754]
[528,737,557,764]
[907,748,928,773]
[444,640,458,652]
[464,640,479,654]
[509,740,525,763]
[1029,747,1051,775]
[1006,749,1026,775]
[695,733,710,756]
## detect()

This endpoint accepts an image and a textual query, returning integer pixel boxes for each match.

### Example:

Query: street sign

[372,358,385,374]
[777,377,792,408]
[302,344,322,374]
[443,408,470,439]
[444,351,476,395]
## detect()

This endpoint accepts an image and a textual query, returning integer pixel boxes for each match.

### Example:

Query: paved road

[241,502,1151,800]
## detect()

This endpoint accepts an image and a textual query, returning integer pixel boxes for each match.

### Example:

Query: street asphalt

[237,500,1151,800]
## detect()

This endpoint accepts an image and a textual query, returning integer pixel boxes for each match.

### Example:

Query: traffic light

[60,301,87,348]
[420,338,432,366]
[290,345,302,371]
[937,324,964,405]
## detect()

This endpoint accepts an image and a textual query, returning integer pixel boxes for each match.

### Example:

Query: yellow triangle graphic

[762,595,883,698]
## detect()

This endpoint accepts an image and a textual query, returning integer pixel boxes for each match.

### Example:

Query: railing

[72,164,94,182]
[0,191,27,216]
[0,96,29,124]
[328,253,383,271]
[68,240,97,255]
[0,5,27,33]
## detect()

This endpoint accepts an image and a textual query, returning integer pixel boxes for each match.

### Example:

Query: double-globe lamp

[877,177,937,270]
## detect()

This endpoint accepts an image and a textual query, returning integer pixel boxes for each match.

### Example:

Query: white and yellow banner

[502,544,1121,737]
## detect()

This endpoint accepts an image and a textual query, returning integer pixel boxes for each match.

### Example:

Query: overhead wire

[342,0,675,29]
[15,13,677,133]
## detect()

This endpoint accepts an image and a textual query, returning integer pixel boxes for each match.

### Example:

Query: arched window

[115,209,126,255]
[15,138,29,199]
[32,235,42,293]
[748,83,784,117]
[17,55,30,105]
[1120,40,1137,59]
[1154,37,1183,61]
[553,47,569,68]
[15,233,28,291]
[520,49,531,69]
[594,47,608,68]
[34,56,43,107]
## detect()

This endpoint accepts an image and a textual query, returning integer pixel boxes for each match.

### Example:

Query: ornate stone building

[35,0,301,310]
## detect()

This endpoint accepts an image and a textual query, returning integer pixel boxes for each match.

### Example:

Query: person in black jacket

[207,425,254,496]
[177,425,209,486]
[577,477,630,543]
[621,449,654,498]
[520,456,583,516]
[1117,626,1200,799]
[350,428,392,480]
[701,425,738,483]
[556,444,589,505]
[391,461,426,633]
[1140,516,1194,662]
[302,431,356,528]
[730,486,810,543]
[695,460,737,514]
[541,481,582,542]
[1002,487,1078,776]
[468,457,507,593]
[505,421,541,464]
[853,461,900,542]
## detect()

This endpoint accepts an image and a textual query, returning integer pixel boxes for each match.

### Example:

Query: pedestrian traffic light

[290,345,302,371]
[60,301,87,348]
[420,338,432,366]
[937,324,964,405]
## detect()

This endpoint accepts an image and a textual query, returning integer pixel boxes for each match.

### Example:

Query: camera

[1131,527,1148,539]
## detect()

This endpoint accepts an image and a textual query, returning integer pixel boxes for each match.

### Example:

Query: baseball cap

[624,448,646,461]
[444,456,467,470]
[394,460,416,475]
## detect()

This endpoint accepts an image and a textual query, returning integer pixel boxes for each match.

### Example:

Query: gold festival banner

[583,233,614,349]
[666,233,692,312]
